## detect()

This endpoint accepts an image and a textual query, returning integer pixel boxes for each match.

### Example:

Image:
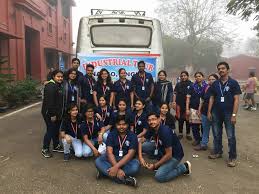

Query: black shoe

[64,153,70,161]
[184,161,192,175]
[42,149,52,158]
[96,169,104,179]
[178,134,183,140]
[124,176,138,187]
[53,144,64,153]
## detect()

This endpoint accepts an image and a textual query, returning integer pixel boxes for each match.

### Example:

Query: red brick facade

[226,54,259,80]
[0,0,74,81]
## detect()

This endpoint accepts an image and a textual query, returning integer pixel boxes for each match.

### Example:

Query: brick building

[226,54,259,80]
[0,0,75,81]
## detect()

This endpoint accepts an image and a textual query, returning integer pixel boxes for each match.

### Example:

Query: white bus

[76,9,164,79]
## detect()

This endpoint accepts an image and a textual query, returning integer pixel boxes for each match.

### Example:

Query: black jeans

[178,119,190,134]
[42,114,61,150]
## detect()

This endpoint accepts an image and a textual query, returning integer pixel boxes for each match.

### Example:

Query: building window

[49,7,52,17]
[48,23,52,33]
[47,0,57,6]
[61,0,70,18]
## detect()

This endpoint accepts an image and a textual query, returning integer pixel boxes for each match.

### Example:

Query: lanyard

[69,82,75,94]
[155,134,159,150]
[118,135,128,151]
[71,122,77,137]
[139,73,145,87]
[101,108,107,122]
[102,84,107,95]
[87,78,93,90]
[134,114,141,130]
[160,117,166,125]
[120,81,127,93]
[87,121,94,139]
[219,82,228,97]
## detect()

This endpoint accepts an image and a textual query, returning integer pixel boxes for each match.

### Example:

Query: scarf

[158,80,171,102]
[193,80,208,95]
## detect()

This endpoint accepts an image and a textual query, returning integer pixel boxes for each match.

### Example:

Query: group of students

[41,58,241,186]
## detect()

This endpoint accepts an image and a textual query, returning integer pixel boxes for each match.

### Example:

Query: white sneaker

[250,107,257,111]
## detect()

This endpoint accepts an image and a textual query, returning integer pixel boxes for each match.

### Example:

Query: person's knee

[74,151,83,158]
[82,148,93,157]
[154,171,167,183]
[65,135,72,144]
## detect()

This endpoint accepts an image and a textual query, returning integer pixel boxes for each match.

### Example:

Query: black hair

[98,95,107,103]
[119,68,126,74]
[209,73,219,80]
[180,71,189,77]
[72,58,80,64]
[118,98,127,105]
[147,111,160,118]
[97,68,112,85]
[217,61,230,70]
[158,70,167,77]
[160,103,170,109]
[249,71,255,77]
[86,64,94,69]
[82,104,95,115]
[135,98,145,106]
[51,69,63,79]
[138,60,145,66]
[115,115,129,125]
[194,71,204,77]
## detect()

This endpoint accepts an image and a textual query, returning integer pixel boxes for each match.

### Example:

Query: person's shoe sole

[53,149,64,153]
[185,161,192,175]
[42,152,52,158]
[208,154,222,159]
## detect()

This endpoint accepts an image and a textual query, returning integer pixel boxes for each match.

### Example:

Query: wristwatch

[232,114,236,117]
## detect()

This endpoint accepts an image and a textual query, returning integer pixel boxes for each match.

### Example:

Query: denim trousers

[200,114,214,147]
[95,154,140,183]
[62,137,91,157]
[142,141,187,182]
[212,111,237,159]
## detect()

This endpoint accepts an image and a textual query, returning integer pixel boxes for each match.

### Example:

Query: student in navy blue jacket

[60,104,85,161]
[93,68,113,107]
[131,61,154,113]
[112,68,134,109]
[207,62,242,167]
[138,112,191,183]
[95,115,140,187]
[159,103,176,130]
[82,64,96,105]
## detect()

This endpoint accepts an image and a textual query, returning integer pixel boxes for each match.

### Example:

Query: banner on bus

[77,54,157,81]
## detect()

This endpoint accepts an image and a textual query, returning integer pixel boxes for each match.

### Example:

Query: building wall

[0,0,73,81]
[226,55,259,80]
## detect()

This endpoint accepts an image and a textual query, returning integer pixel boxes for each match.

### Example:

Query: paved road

[0,104,259,194]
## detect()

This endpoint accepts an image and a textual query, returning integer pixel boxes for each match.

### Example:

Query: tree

[227,0,259,36]
[156,0,231,66]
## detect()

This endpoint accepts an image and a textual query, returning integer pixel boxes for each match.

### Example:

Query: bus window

[90,25,152,48]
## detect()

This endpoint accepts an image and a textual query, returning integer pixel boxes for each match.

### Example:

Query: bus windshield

[90,25,152,47]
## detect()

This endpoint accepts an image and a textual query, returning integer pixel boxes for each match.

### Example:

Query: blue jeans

[200,114,214,147]
[95,154,140,183]
[142,141,187,182]
[212,111,237,159]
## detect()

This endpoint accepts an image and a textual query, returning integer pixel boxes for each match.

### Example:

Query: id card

[154,149,158,156]
[142,86,145,91]
[221,97,225,103]
[119,150,123,157]
[71,95,75,101]
[90,89,93,94]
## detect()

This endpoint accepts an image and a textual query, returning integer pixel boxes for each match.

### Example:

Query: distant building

[0,0,75,81]
[226,54,259,80]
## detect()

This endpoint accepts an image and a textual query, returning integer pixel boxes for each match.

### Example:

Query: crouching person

[95,115,140,187]
[60,104,86,161]
[80,104,106,158]
[138,112,191,183]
